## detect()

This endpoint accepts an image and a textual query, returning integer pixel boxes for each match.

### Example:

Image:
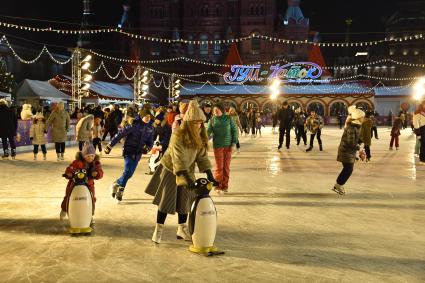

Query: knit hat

[347,105,357,115]
[155,112,165,121]
[81,142,96,157]
[139,103,153,118]
[351,108,365,120]
[35,112,44,119]
[183,100,206,122]
[213,102,225,113]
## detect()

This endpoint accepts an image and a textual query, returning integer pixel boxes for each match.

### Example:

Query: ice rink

[0,127,424,283]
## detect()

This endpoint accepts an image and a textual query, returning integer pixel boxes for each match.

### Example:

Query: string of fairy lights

[0,20,424,47]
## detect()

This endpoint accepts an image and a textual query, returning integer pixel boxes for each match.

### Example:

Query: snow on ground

[0,127,424,283]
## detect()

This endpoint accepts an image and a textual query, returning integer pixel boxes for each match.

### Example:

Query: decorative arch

[239,98,259,111]
[328,98,350,117]
[306,100,326,117]
[284,98,305,110]
[223,99,238,111]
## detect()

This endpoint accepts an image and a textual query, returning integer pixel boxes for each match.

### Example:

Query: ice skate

[332,184,345,195]
[60,210,67,221]
[306,146,313,152]
[236,148,240,154]
[33,154,37,161]
[319,144,323,151]
[152,223,164,244]
[56,153,61,161]
[396,147,399,150]
[176,224,191,241]
[43,154,47,160]
[115,186,125,202]
[60,153,64,160]
[2,150,9,159]
[110,182,119,199]
[11,149,16,160]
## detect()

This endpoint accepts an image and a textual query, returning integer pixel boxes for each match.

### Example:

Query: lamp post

[71,48,92,110]
[134,66,149,104]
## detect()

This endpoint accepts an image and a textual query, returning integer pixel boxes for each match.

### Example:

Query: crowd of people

[1,97,425,242]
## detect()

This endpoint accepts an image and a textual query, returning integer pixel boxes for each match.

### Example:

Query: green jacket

[208,114,238,148]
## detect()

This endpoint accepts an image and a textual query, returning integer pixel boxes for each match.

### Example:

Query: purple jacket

[110,117,154,160]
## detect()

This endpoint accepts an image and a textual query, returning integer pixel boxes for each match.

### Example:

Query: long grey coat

[337,122,361,164]
[76,114,94,142]
[47,110,70,143]
[145,129,212,214]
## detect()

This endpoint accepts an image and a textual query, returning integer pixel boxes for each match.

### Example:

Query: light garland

[1,20,424,47]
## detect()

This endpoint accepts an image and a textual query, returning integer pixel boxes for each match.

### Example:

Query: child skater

[389,117,403,150]
[29,112,47,160]
[60,142,103,222]
[256,113,265,137]
[92,116,103,154]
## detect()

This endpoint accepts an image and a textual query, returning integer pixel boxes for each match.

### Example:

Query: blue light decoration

[223,62,323,84]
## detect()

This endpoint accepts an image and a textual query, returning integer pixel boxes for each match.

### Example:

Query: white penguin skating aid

[64,169,94,235]
[188,178,224,256]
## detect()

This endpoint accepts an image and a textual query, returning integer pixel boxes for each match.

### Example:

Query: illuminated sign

[223,62,323,84]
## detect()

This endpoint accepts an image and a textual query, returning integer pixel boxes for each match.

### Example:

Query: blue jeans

[116,156,139,188]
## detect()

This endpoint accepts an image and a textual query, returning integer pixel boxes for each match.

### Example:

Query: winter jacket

[160,130,212,186]
[153,121,172,148]
[277,107,294,128]
[76,114,94,142]
[305,115,324,134]
[359,118,372,146]
[294,113,307,127]
[391,119,403,136]
[207,114,238,148]
[105,109,122,131]
[46,110,70,143]
[29,121,47,145]
[0,104,17,137]
[63,152,103,209]
[247,111,256,128]
[239,112,248,127]
[337,122,361,164]
[230,114,243,132]
[166,111,178,127]
[110,116,154,161]
[413,112,425,130]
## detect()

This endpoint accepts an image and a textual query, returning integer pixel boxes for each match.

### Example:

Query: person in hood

[333,108,365,195]
[105,109,154,202]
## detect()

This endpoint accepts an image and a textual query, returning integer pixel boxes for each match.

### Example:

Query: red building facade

[138,0,311,66]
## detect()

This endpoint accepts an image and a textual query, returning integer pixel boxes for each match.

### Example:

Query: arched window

[307,102,325,117]
[330,102,347,117]
[200,34,209,55]
[251,33,260,54]
[187,35,194,55]
[214,34,221,55]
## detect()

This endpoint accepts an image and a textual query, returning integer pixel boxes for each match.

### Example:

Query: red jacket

[64,152,103,192]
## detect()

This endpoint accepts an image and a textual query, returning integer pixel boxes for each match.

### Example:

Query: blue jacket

[110,117,154,160]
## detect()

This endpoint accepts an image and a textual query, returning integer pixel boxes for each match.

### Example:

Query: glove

[142,145,149,155]
[104,144,112,154]
[205,169,219,186]
[177,171,195,188]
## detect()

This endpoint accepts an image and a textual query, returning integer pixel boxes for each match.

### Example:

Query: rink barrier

[0,119,78,152]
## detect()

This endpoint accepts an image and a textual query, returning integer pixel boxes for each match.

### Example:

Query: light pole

[71,48,92,110]
[134,66,149,104]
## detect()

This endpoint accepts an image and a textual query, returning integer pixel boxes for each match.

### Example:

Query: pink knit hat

[82,142,96,157]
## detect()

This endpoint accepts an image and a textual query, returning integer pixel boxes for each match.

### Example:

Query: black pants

[336,162,354,186]
[102,129,117,141]
[33,144,47,154]
[93,138,102,152]
[1,136,16,151]
[55,142,65,154]
[309,129,322,147]
[371,127,378,139]
[278,127,291,148]
[236,140,240,149]
[420,126,425,162]
[364,145,371,159]
[156,211,188,225]
[251,126,256,135]
[78,141,85,151]
[296,125,307,145]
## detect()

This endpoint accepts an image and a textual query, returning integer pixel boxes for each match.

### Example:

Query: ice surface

[0,127,424,282]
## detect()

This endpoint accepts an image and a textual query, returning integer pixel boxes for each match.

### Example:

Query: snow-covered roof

[16,79,70,101]
[180,83,374,96]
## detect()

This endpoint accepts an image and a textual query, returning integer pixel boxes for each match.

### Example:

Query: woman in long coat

[47,102,70,161]
[145,100,217,244]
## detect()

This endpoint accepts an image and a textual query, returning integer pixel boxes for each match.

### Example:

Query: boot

[176,224,192,241]
[11,149,16,159]
[33,153,37,161]
[115,186,125,202]
[60,153,64,160]
[2,149,9,159]
[319,144,323,151]
[332,183,345,195]
[110,182,119,199]
[56,153,61,161]
[43,153,47,160]
[306,146,313,152]
[152,223,164,244]
[59,210,67,221]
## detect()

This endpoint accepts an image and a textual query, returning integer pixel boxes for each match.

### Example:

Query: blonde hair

[176,121,209,150]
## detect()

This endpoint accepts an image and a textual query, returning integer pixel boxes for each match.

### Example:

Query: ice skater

[105,108,154,202]
[145,100,217,243]
[92,116,103,154]
[277,101,294,151]
[0,99,18,159]
[60,142,103,221]
[360,111,373,162]
[305,110,324,152]
[255,113,265,137]
[29,112,47,160]
[333,108,365,195]
[46,102,70,161]
[389,117,403,150]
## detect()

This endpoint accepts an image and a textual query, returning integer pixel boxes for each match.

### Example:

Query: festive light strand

[0,20,424,47]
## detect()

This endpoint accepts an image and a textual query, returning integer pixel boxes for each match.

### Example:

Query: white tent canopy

[16,79,70,102]
[0,91,11,99]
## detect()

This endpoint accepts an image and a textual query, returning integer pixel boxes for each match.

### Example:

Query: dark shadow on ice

[219,192,425,200]
[0,218,152,239]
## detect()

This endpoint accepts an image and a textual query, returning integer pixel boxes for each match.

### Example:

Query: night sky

[0,0,400,54]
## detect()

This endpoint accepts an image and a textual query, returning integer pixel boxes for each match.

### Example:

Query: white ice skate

[176,224,191,241]
[152,224,164,244]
